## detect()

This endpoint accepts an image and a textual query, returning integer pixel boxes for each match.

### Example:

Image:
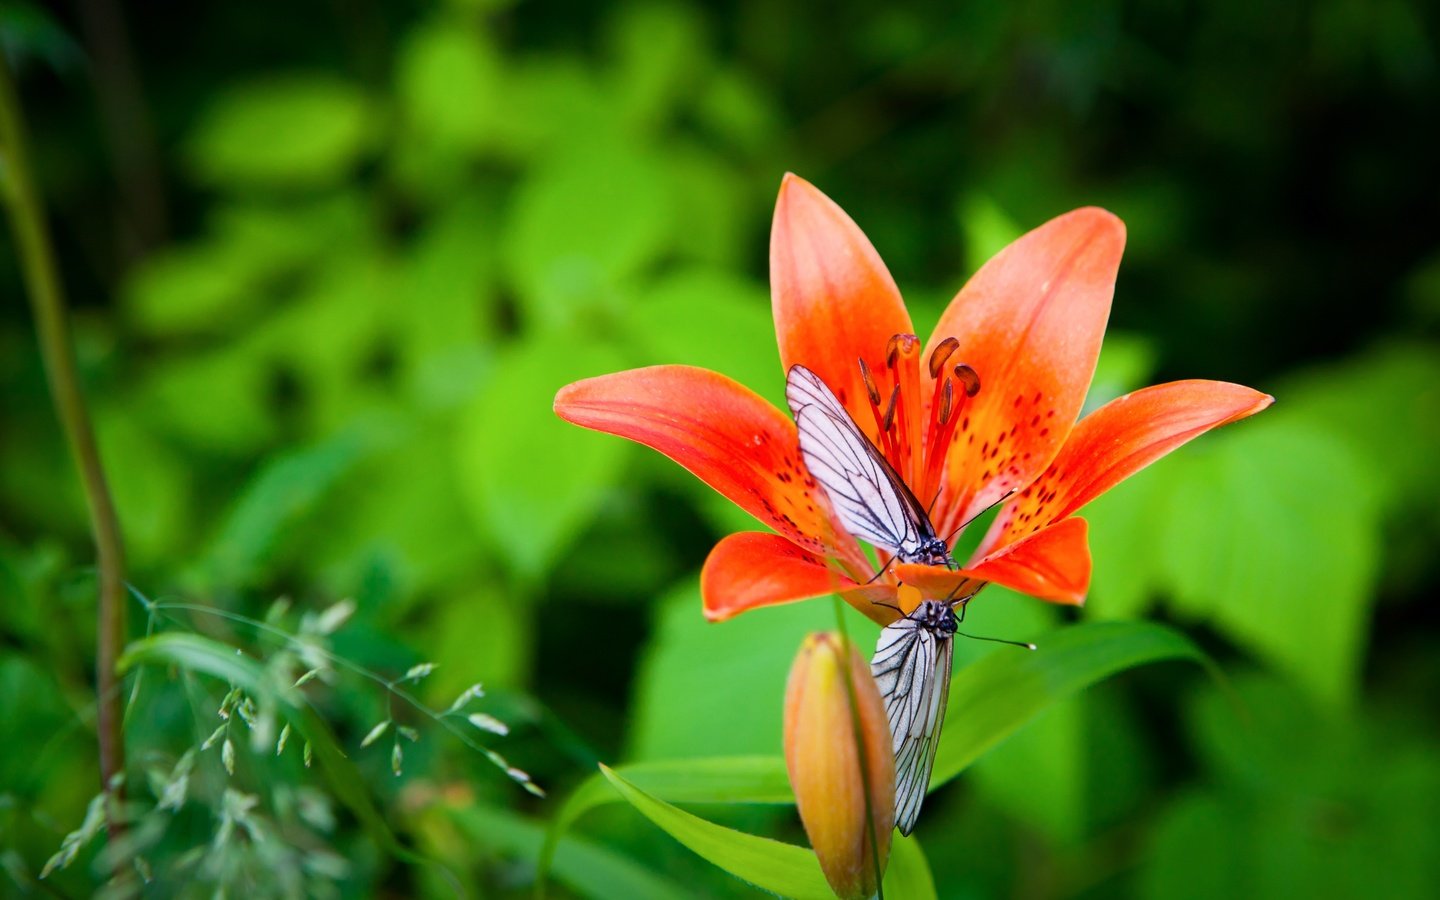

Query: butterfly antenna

[955,631,1036,651]
[863,556,897,585]
[942,487,1019,544]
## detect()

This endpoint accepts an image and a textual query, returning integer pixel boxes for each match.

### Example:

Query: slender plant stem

[0,55,129,856]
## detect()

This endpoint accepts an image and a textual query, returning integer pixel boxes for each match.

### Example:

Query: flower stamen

[919,361,980,514]
[928,337,959,379]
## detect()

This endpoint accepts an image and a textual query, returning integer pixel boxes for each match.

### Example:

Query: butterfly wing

[871,616,953,836]
[785,364,931,558]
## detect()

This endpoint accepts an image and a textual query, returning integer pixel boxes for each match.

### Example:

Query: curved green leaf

[598,764,832,900]
[539,756,790,891]
[882,833,936,899]
[450,805,688,900]
[930,621,1213,790]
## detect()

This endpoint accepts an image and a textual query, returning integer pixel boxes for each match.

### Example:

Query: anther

[885,333,917,369]
[928,337,959,378]
[937,378,954,426]
[858,357,881,407]
[954,363,981,397]
[881,385,900,432]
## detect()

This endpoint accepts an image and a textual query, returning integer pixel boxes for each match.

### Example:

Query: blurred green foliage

[2,0,1439,897]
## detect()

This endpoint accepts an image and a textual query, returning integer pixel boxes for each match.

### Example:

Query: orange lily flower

[554,174,1273,624]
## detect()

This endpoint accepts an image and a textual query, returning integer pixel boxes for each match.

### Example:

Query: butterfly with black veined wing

[785,364,1033,834]
[784,364,954,571]
[869,598,958,835]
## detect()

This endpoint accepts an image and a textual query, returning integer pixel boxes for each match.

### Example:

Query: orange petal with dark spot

[925,208,1126,536]
[555,365,861,562]
[771,174,914,433]
[967,517,1091,604]
[703,532,898,624]
[980,380,1274,555]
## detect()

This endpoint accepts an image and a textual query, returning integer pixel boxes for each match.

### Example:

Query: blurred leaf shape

[454,338,628,582]
[605,1,710,132]
[626,268,780,407]
[125,195,373,338]
[133,343,276,452]
[930,619,1212,791]
[503,142,673,329]
[396,18,502,156]
[97,410,189,568]
[1160,417,1381,710]
[1274,342,1440,509]
[627,585,863,760]
[448,805,688,900]
[186,75,375,188]
[1141,673,1440,900]
[193,422,386,589]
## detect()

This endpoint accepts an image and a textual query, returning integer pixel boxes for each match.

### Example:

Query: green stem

[0,54,128,858]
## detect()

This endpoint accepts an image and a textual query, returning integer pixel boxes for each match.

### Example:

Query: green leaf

[626,268,780,407]
[396,18,502,154]
[628,584,870,760]
[503,142,673,329]
[193,424,382,588]
[1276,342,1440,509]
[449,805,689,900]
[187,75,374,188]
[1082,461,1172,620]
[605,2,709,131]
[929,620,1212,791]
[598,764,833,900]
[540,756,792,888]
[882,834,937,900]
[1160,418,1381,708]
[454,337,629,582]
[1083,331,1158,412]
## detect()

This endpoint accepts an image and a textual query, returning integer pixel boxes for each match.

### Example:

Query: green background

[2,0,1438,896]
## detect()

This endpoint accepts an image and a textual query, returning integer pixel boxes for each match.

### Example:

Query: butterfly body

[784,364,956,572]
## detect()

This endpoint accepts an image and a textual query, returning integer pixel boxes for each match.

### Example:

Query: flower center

[858,333,980,515]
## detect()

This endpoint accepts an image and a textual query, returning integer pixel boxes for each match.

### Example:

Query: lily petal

[702,532,897,623]
[981,379,1275,552]
[896,518,1090,604]
[555,365,859,561]
[967,517,1092,605]
[771,174,914,430]
[927,208,1126,535]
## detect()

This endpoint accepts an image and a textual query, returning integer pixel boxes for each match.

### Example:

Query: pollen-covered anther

[858,357,882,407]
[953,363,981,398]
[928,337,959,378]
[881,384,900,433]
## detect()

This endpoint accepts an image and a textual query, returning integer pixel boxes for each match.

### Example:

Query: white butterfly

[869,599,958,835]
[784,364,953,569]
[785,363,1032,833]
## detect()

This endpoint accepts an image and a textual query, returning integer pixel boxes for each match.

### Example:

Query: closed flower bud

[784,632,896,899]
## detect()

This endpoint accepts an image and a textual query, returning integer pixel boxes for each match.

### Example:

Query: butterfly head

[903,537,955,569]
[912,599,959,634]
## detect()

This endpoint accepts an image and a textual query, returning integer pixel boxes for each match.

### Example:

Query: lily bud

[784,632,896,899]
